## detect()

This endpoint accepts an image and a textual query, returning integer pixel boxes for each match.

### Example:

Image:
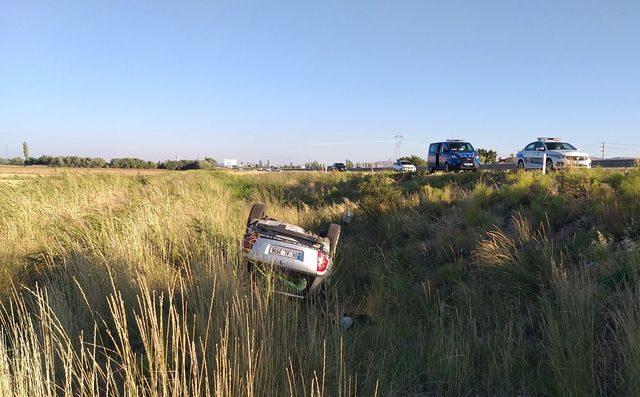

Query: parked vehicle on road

[242,203,341,299]
[392,159,417,173]
[516,138,591,171]
[427,140,480,173]
[328,162,347,172]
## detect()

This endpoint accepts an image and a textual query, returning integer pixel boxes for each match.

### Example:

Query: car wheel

[428,166,435,174]
[517,160,525,171]
[327,223,341,258]
[444,162,450,172]
[546,158,554,172]
[247,203,266,226]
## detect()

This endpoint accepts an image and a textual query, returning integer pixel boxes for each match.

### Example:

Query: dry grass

[0,165,166,176]
[1,168,640,395]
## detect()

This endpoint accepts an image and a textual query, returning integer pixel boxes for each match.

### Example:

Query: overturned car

[242,203,341,299]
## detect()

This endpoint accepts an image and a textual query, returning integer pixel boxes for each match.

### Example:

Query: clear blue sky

[2,0,640,163]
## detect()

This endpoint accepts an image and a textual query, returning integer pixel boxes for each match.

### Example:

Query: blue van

[427,140,480,173]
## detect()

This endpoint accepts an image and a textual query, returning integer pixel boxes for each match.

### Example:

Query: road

[342,158,637,172]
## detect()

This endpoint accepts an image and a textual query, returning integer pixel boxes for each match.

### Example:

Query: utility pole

[393,134,403,160]
[601,142,606,160]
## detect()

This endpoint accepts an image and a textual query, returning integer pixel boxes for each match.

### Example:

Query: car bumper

[554,160,592,169]
[453,162,478,170]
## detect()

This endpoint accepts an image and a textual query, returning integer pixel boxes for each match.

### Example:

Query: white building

[223,159,238,168]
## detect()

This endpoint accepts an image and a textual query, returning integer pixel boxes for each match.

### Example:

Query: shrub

[159,159,215,170]
[110,158,158,169]
[474,213,561,297]
[477,148,498,164]
[398,155,427,167]
[0,157,24,165]
[356,175,402,215]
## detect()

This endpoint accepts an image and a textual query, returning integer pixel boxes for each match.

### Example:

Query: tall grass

[0,168,640,394]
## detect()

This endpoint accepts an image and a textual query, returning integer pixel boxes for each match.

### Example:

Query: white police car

[516,138,592,171]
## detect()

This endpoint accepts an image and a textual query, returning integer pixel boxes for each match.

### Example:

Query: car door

[439,143,449,168]
[428,144,437,167]
[521,142,535,169]
[532,142,546,168]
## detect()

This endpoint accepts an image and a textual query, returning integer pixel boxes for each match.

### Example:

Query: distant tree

[304,161,324,170]
[499,154,516,164]
[91,157,108,168]
[110,158,157,169]
[0,157,24,166]
[398,155,427,167]
[180,160,214,170]
[26,155,108,168]
[158,159,216,171]
[22,142,29,165]
[345,159,354,168]
[477,149,498,164]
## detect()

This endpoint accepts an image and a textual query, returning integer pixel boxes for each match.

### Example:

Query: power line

[207,139,397,147]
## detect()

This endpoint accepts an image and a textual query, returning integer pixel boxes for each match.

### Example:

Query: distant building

[223,159,238,168]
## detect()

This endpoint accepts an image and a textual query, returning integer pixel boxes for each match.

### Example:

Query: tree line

[0,155,218,170]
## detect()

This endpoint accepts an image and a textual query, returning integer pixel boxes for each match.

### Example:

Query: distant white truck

[242,203,341,299]
[516,138,592,171]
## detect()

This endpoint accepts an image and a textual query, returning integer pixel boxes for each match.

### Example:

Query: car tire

[517,160,525,171]
[428,166,435,174]
[247,203,266,226]
[444,162,450,172]
[327,223,341,258]
[546,158,554,173]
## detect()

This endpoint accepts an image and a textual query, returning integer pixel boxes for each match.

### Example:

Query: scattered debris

[592,231,611,248]
[338,314,372,330]
[339,316,354,329]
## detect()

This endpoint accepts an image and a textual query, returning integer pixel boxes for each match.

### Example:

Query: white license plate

[464,163,474,167]
[269,246,303,261]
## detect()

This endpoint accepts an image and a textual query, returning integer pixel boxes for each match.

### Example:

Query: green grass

[0,168,640,395]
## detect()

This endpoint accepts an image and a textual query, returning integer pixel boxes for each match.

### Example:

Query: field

[1,166,640,395]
